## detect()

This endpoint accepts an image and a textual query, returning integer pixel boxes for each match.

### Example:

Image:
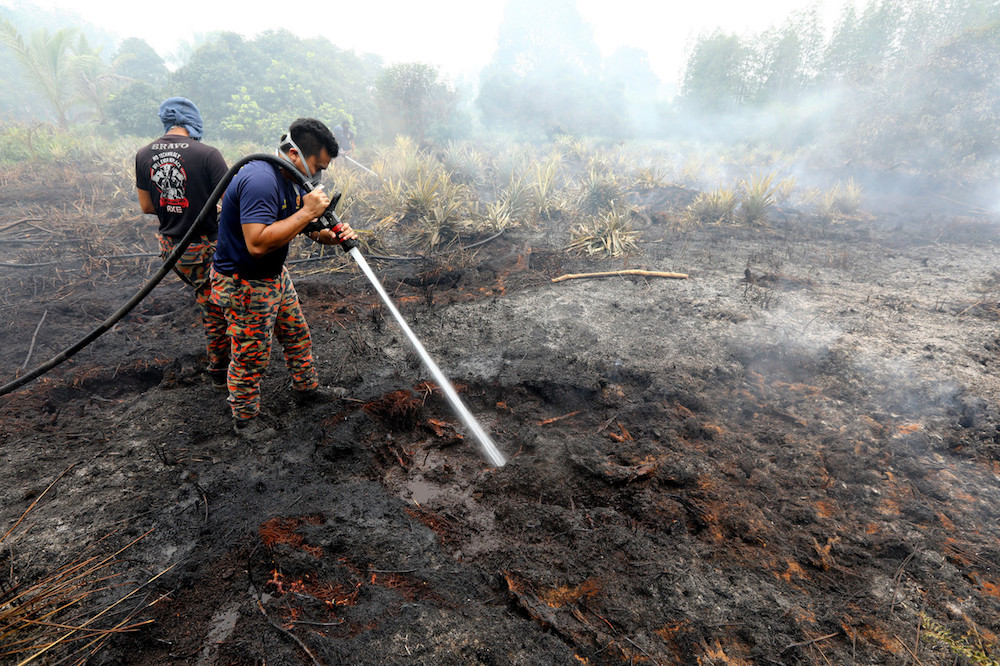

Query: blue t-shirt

[213,160,302,279]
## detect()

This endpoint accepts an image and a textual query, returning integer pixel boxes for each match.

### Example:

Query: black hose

[0,153,295,398]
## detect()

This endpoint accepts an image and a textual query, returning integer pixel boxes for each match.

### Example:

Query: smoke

[738,293,844,377]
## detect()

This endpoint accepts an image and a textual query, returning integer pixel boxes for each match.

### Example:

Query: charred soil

[3,175,1000,665]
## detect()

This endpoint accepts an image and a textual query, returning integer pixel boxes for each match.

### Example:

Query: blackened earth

[3,177,1000,664]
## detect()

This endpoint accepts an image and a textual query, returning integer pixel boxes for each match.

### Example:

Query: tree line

[1,0,999,178]
[679,0,1000,174]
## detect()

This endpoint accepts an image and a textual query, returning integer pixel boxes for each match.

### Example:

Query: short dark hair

[288,118,338,159]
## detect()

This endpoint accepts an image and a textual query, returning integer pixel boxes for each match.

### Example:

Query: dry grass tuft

[737,171,779,225]
[1,467,170,664]
[683,185,739,226]
[567,205,641,257]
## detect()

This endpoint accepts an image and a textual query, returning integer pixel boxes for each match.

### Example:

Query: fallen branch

[551,269,688,283]
[22,309,47,369]
[256,599,322,666]
[894,634,925,665]
[1,464,74,543]
[0,217,41,234]
[783,631,840,651]
[537,411,581,426]
[459,229,505,252]
[956,300,984,317]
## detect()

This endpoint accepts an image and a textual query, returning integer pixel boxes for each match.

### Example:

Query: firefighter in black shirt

[135,97,230,387]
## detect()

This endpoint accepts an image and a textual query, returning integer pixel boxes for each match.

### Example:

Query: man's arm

[241,188,330,258]
[137,188,156,214]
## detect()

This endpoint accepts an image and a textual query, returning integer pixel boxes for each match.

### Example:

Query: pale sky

[5,0,851,85]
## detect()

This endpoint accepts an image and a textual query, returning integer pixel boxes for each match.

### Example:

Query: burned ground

[3,170,1000,665]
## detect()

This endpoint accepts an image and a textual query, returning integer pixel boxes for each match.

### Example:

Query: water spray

[294,171,507,468]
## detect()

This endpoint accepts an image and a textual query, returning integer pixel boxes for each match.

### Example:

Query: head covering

[158,97,203,140]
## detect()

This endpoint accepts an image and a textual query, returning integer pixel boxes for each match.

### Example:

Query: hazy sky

[4,0,851,85]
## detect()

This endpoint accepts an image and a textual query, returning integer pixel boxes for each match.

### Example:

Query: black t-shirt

[135,134,228,239]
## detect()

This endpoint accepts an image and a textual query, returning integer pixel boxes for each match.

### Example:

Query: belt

[213,266,278,281]
[165,233,214,243]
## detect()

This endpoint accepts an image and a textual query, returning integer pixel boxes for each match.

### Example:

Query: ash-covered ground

[3,173,1000,665]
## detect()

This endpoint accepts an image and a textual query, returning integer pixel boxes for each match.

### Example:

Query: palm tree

[73,34,120,125]
[0,17,79,128]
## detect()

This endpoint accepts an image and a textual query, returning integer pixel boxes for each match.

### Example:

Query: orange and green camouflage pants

[158,235,229,371]
[209,266,318,419]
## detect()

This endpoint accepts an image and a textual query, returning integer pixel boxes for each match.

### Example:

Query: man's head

[282,118,339,182]
[289,118,338,157]
[158,97,203,140]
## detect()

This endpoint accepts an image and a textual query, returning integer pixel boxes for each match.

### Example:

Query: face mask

[278,133,323,188]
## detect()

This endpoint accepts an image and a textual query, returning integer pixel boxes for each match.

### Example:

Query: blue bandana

[158,97,204,140]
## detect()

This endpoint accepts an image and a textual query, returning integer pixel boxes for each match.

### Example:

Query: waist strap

[213,265,279,281]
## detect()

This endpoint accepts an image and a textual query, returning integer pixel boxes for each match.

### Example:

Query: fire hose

[0,153,506,467]
[341,153,383,180]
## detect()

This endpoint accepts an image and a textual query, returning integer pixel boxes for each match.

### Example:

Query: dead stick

[22,309,48,369]
[783,631,840,651]
[894,634,924,665]
[956,300,983,317]
[537,411,581,426]
[551,269,688,283]
[257,599,321,666]
[0,217,40,234]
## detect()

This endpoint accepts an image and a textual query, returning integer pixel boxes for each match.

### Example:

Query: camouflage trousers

[158,235,229,371]
[209,266,318,419]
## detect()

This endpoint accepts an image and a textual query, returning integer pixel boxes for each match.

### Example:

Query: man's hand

[311,222,358,246]
[302,187,330,219]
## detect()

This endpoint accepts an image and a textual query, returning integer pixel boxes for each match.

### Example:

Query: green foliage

[71,34,114,125]
[921,613,1000,665]
[169,30,379,145]
[111,37,167,87]
[675,0,1000,178]
[681,31,749,113]
[0,17,80,127]
[753,12,824,105]
[106,81,163,137]
[476,0,627,138]
[375,63,458,145]
[850,20,1000,176]
[217,83,342,144]
[0,122,46,162]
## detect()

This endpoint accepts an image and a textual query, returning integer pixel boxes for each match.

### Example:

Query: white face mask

[278,133,323,188]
